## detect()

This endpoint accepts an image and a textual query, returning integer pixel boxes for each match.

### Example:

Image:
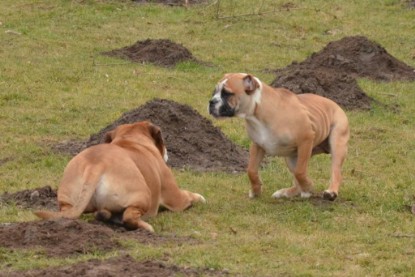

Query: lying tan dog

[209,73,349,201]
[35,121,205,232]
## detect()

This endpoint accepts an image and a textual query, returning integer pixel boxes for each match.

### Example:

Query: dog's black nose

[209,98,218,106]
[208,99,218,115]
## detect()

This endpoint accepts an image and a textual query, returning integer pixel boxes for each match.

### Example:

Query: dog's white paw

[300,191,312,198]
[137,221,155,233]
[272,189,288,199]
[248,189,262,199]
[195,193,207,204]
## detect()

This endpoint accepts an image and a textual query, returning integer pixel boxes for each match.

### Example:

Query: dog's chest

[246,117,295,156]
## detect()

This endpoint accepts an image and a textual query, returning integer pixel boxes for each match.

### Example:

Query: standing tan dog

[35,121,205,232]
[208,73,349,201]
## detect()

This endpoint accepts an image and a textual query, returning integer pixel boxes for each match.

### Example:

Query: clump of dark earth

[102,39,201,67]
[0,186,58,210]
[54,99,248,172]
[269,36,415,110]
[4,254,230,277]
[0,218,196,257]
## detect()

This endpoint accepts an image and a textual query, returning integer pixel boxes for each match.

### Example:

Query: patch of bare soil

[0,219,122,257]
[0,218,227,276]
[4,254,229,277]
[102,39,202,67]
[0,218,195,257]
[52,99,248,173]
[51,139,87,158]
[0,186,58,210]
[270,36,415,110]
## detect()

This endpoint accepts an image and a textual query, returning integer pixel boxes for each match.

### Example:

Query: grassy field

[1,0,415,276]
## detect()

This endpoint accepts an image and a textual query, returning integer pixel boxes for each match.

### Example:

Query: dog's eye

[221,88,233,98]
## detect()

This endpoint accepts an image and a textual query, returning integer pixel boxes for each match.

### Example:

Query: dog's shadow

[91,205,173,230]
[273,194,356,210]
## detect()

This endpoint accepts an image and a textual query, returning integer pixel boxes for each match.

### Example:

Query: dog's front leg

[247,143,265,198]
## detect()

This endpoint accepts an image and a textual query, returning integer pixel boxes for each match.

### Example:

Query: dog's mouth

[208,106,222,118]
[218,103,236,117]
[209,87,236,118]
[208,102,235,118]
[208,98,221,117]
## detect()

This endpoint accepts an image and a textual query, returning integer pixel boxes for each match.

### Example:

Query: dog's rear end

[35,150,110,220]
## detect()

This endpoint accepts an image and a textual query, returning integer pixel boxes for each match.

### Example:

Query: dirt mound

[0,186,58,210]
[271,66,373,110]
[0,218,195,257]
[4,254,229,277]
[300,36,415,81]
[48,99,247,172]
[102,39,200,67]
[83,99,247,172]
[270,36,415,110]
[0,219,122,257]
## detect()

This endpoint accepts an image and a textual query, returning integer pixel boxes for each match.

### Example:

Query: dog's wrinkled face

[104,121,168,162]
[208,73,261,118]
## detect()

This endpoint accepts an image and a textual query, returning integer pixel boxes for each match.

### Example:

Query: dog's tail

[34,169,102,220]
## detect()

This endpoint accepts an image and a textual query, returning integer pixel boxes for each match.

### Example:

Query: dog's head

[208,73,262,118]
[104,121,168,162]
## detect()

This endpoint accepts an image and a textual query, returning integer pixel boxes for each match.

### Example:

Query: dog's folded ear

[243,74,259,95]
[148,123,165,156]
[104,130,115,143]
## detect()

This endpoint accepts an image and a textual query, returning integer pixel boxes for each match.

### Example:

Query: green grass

[1,0,415,275]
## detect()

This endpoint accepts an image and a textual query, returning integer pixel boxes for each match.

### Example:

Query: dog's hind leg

[323,123,349,201]
[161,188,206,212]
[122,206,154,232]
[272,155,312,199]
[159,167,206,212]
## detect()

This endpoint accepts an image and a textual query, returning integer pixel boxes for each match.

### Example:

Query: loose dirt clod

[102,39,200,67]
[270,36,415,110]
